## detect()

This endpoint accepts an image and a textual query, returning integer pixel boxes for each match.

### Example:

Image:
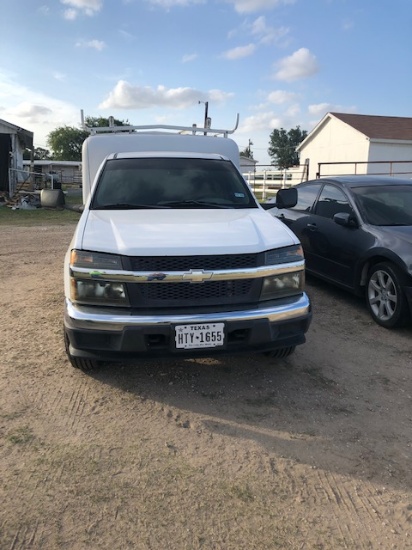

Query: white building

[297,113,412,180]
[22,160,82,187]
[239,155,258,175]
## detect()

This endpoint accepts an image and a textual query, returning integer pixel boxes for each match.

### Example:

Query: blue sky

[1,0,411,165]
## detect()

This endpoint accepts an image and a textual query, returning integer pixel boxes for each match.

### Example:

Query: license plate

[175,323,225,349]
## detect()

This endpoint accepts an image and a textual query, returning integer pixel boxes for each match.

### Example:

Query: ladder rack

[82,114,239,138]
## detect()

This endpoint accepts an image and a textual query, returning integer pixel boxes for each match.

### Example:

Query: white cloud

[239,111,283,134]
[208,89,235,102]
[8,103,53,123]
[98,80,233,110]
[182,53,198,63]
[267,90,298,104]
[64,8,78,19]
[53,72,67,82]
[61,0,103,18]
[76,39,106,50]
[274,48,319,82]
[235,106,309,165]
[227,0,296,14]
[308,103,357,117]
[342,18,354,31]
[147,0,205,7]
[0,72,80,147]
[221,43,256,60]
[251,16,290,45]
[119,29,135,41]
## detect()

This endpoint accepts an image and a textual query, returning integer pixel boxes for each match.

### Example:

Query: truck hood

[79,208,299,256]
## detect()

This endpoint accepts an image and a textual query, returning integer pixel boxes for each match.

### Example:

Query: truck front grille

[140,279,253,302]
[127,254,261,309]
[129,254,259,271]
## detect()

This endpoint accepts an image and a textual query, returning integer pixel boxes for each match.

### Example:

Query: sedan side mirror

[261,187,297,210]
[334,212,358,228]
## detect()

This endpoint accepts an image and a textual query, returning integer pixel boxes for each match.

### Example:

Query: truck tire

[64,329,99,372]
[263,346,296,359]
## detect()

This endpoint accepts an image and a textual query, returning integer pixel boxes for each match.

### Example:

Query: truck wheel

[263,346,296,359]
[64,330,99,372]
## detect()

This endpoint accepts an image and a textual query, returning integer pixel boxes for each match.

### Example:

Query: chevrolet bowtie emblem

[182,270,213,283]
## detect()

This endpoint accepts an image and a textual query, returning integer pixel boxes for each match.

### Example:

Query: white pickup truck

[63,121,311,371]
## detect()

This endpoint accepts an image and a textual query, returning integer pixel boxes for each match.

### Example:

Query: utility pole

[198,101,209,135]
[248,138,253,158]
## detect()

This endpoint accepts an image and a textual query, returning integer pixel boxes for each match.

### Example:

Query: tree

[268,126,308,169]
[23,147,53,160]
[47,126,89,161]
[47,117,130,161]
[240,139,254,160]
[84,116,130,128]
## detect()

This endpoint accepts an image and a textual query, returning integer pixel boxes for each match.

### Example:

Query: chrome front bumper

[65,293,311,332]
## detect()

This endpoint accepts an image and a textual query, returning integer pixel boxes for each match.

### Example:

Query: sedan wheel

[366,262,409,328]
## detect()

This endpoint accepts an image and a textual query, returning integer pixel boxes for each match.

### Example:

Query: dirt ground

[0,224,411,550]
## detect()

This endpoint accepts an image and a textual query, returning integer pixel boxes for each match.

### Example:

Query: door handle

[307,223,317,230]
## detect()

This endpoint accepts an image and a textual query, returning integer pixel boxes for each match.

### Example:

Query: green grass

[0,190,82,226]
[0,205,81,226]
[7,426,34,445]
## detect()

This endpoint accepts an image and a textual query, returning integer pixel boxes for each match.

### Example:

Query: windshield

[352,185,412,226]
[91,157,257,210]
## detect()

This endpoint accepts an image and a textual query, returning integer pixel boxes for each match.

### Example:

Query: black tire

[366,262,409,328]
[64,329,99,372]
[263,346,296,359]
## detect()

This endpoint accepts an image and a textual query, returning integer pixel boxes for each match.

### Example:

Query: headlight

[71,279,129,306]
[264,245,303,266]
[69,250,128,305]
[260,270,304,301]
[70,250,123,269]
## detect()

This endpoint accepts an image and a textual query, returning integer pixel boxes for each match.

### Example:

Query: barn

[297,113,412,180]
[0,119,34,195]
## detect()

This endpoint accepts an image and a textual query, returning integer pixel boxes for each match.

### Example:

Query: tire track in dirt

[303,468,411,548]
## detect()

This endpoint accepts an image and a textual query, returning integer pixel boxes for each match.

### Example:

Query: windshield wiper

[93,203,169,210]
[157,200,233,209]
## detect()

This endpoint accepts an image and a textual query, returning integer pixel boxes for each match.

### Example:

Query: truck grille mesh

[139,279,253,302]
[130,254,258,271]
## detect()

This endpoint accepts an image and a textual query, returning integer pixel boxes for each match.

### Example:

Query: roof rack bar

[83,114,240,138]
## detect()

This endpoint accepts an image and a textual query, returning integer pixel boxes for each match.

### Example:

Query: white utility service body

[64,122,311,371]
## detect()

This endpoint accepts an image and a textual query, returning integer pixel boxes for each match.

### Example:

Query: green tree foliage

[23,147,53,160]
[47,126,89,161]
[240,145,254,160]
[84,116,129,128]
[47,117,130,161]
[268,126,308,169]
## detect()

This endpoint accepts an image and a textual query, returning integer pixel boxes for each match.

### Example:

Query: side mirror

[261,187,297,210]
[276,187,298,208]
[334,212,358,228]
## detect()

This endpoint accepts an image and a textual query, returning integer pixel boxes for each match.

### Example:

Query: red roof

[331,113,412,140]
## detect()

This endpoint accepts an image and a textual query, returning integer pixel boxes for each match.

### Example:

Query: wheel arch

[358,250,410,290]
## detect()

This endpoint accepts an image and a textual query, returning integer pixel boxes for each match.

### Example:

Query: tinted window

[292,183,322,212]
[352,185,412,226]
[315,184,354,219]
[91,157,257,209]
